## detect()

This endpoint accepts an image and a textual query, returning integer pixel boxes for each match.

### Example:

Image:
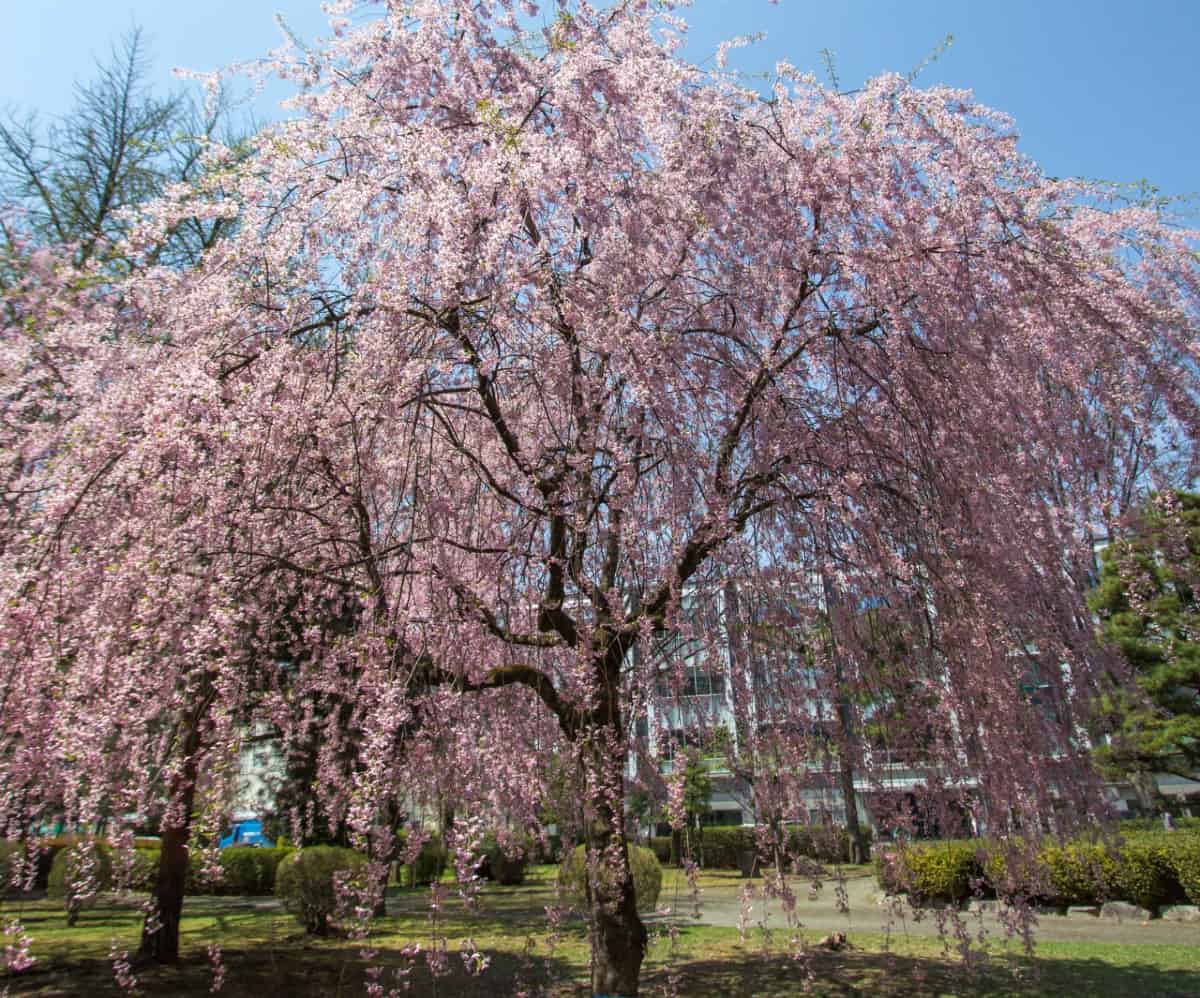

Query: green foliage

[195,847,294,896]
[649,824,874,869]
[557,844,662,912]
[647,836,672,864]
[1159,833,1200,903]
[47,840,115,924]
[680,750,713,827]
[275,846,367,935]
[786,824,875,865]
[1038,842,1120,906]
[1088,491,1200,785]
[396,831,447,887]
[0,839,20,892]
[879,829,1200,909]
[688,827,758,869]
[899,840,982,903]
[479,833,531,886]
[1108,836,1176,909]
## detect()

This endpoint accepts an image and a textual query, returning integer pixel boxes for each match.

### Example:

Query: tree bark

[1130,770,1166,816]
[139,719,201,964]
[584,763,648,997]
[822,571,870,865]
[838,754,868,864]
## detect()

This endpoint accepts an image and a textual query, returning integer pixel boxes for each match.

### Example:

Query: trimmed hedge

[648,836,672,864]
[558,844,662,912]
[275,846,367,935]
[396,832,448,887]
[478,833,530,886]
[1160,832,1200,903]
[877,828,1199,909]
[648,824,873,869]
[197,847,295,895]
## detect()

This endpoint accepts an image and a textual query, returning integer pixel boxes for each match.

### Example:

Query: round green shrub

[889,840,982,903]
[557,843,662,912]
[47,841,114,924]
[397,832,447,887]
[480,833,530,886]
[275,846,368,935]
[128,846,160,892]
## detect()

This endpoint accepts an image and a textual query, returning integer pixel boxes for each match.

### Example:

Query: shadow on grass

[8,941,1199,997]
[3,941,580,997]
[640,946,1200,998]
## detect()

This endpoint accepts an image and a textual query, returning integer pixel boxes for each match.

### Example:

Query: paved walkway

[648,873,1200,945]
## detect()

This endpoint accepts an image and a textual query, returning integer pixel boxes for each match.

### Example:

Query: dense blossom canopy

[2,0,1198,990]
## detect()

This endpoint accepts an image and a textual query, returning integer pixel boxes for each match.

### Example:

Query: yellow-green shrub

[275,846,367,935]
[900,840,982,902]
[557,844,662,912]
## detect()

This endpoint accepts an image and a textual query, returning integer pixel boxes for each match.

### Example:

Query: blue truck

[218,819,274,849]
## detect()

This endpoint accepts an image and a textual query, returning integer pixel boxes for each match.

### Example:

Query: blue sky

[2,1,1197,200]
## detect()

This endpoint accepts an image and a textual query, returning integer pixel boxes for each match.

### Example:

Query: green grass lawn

[3,865,1197,996]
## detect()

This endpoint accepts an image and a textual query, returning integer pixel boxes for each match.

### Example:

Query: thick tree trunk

[139,720,201,964]
[580,719,647,997]
[140,819,191,963]
[585,814,647,997]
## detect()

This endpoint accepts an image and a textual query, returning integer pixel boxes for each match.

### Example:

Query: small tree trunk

[139,717,201,964]
[838,755,869,864]
[1130,770,1165,815]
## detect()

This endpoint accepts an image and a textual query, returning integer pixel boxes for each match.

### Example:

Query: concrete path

[648,873,1200,945]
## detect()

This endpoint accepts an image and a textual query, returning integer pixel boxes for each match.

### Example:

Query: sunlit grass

[3,864,1197,995]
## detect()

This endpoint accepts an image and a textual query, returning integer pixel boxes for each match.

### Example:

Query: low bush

[275,846,367,935]
[901,840,982,903]
[786,823,874,865]
[557,844,662,912]
[1109,836,1178,910]
[47,841,114,924]
[688,826,757,868]
[479,833,531,886]
[880,829,1198,910]
[1159,833,1200,903]
[646,824,872,870]
[209,847,294,895]
[395,831,448,887]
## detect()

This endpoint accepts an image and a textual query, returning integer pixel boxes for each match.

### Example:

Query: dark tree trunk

[584,774,647,997]
[139,719,201,964]
[1130,770,1165,815]
[578,651,648,998]
[822,571,870,865]
[838,754,869,864]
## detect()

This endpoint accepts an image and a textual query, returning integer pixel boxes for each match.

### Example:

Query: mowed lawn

[2,866,1198,996]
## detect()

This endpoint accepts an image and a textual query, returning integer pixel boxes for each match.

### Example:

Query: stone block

[1100,901,1152,921]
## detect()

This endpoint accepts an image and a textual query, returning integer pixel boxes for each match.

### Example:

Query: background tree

[2,2,1199,994]
[0,27,248,274]
[1089,490,1200,812]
